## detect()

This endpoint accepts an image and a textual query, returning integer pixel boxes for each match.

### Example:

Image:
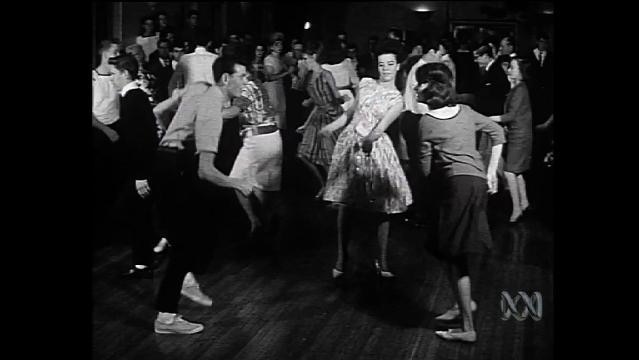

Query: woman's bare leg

[504,171,521,222]
[516,174,529,211]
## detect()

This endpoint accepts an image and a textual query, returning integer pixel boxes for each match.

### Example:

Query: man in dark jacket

[109,54,160,279]
[473,44,510,169]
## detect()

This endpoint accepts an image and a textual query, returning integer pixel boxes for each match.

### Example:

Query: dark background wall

[93,1,554,63]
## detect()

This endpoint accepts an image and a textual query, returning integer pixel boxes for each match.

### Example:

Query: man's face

[158,14,168,27]
[189,14,198,27]
[537,38,548,52]
[157,41,170,59]
[292,44,304,59]
[111,68,130,91]
[226,64,249,98]
[347,48,357,59]
[103,43,119,61]
[499,38,513,55]
[172,48,184,61]
[143,19,154,34]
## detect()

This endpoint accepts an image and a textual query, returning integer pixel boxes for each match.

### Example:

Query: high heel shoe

[374,259,395,278]
[435,328,477,343]
[435,301,478,321]
[332,268,344,279]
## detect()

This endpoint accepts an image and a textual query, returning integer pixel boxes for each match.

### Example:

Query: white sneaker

[153,238,170,253]
[181,284,213,307]
[154,313,204,334]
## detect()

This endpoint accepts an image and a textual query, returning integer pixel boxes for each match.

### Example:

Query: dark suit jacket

[452,50,480,95]
[147,56,174,103]
[475,61,510,116]
[119,89,159,180]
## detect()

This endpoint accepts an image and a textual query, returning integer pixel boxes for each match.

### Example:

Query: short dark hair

[213,55,244,83]
[321,40,346,65]
[376,39,402,62]
[415,62,456,110]
[187,9,199,18]
[109,54,139,80]
[536,33,549,41]
[474,44,494,58]
[438,37,455,53]
[157,37,171,48]
[304,40,323,57]
[97,39,119,56]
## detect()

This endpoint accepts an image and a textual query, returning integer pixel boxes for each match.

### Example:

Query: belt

[241,123,279,137]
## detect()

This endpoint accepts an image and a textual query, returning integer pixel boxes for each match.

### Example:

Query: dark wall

[103,1,554,55]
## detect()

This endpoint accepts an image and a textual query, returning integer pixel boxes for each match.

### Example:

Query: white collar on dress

[120,81,139,97]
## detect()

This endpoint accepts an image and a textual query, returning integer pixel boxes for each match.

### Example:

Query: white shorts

[230,131,283,191]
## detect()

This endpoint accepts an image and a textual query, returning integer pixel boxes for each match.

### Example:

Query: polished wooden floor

[93,169,553,360]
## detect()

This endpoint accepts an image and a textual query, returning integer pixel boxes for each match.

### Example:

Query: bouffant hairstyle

[415,62,456,110]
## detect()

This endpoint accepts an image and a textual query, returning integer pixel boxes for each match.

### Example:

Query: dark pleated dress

[296,70,345,170]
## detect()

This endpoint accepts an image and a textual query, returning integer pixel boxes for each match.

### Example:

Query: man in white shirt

[93,39,121,142]
[168,37,218,94]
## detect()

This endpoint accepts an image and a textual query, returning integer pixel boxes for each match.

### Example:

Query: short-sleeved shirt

[238,81,276,128]
[160,82,225,154]
[92,70,120,125]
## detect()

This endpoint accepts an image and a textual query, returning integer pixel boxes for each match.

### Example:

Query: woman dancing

[322,43,412,279]
[230,70,283,235]
[488,58,534,222]
[296,41,350,199]
[414,62,504,342]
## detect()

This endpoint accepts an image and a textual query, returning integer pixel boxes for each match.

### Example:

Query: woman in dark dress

[489,58,533,222]
[415,62,505,342]
[296,41,349,198]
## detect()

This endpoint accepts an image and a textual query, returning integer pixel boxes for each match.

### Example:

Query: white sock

[157,312,176,323]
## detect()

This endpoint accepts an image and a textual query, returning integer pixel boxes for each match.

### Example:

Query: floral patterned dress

[323,78,413,214]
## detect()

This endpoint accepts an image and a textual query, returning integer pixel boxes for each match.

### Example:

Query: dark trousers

[119,181,156,267]
[153,145,220,313]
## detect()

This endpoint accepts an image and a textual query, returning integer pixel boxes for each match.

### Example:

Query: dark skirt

[437,175,492,258]
[504,131,533,174]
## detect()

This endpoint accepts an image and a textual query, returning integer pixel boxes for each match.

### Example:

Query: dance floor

[92,175,554,360]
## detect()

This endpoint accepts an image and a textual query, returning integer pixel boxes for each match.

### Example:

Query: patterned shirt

[238,81,276,128]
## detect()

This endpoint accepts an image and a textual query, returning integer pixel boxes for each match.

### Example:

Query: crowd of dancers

[93,9,554,342]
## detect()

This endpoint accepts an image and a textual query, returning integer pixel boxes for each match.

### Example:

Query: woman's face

[499,38,513,55]
[507,60,522,81]
[303,53,318,68]
[143,19,154,34]
[271,41,283,54]
[255,46,264,58]
[377,53,399,83]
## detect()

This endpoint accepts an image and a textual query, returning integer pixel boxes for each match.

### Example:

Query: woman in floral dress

[322,44,412,279]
